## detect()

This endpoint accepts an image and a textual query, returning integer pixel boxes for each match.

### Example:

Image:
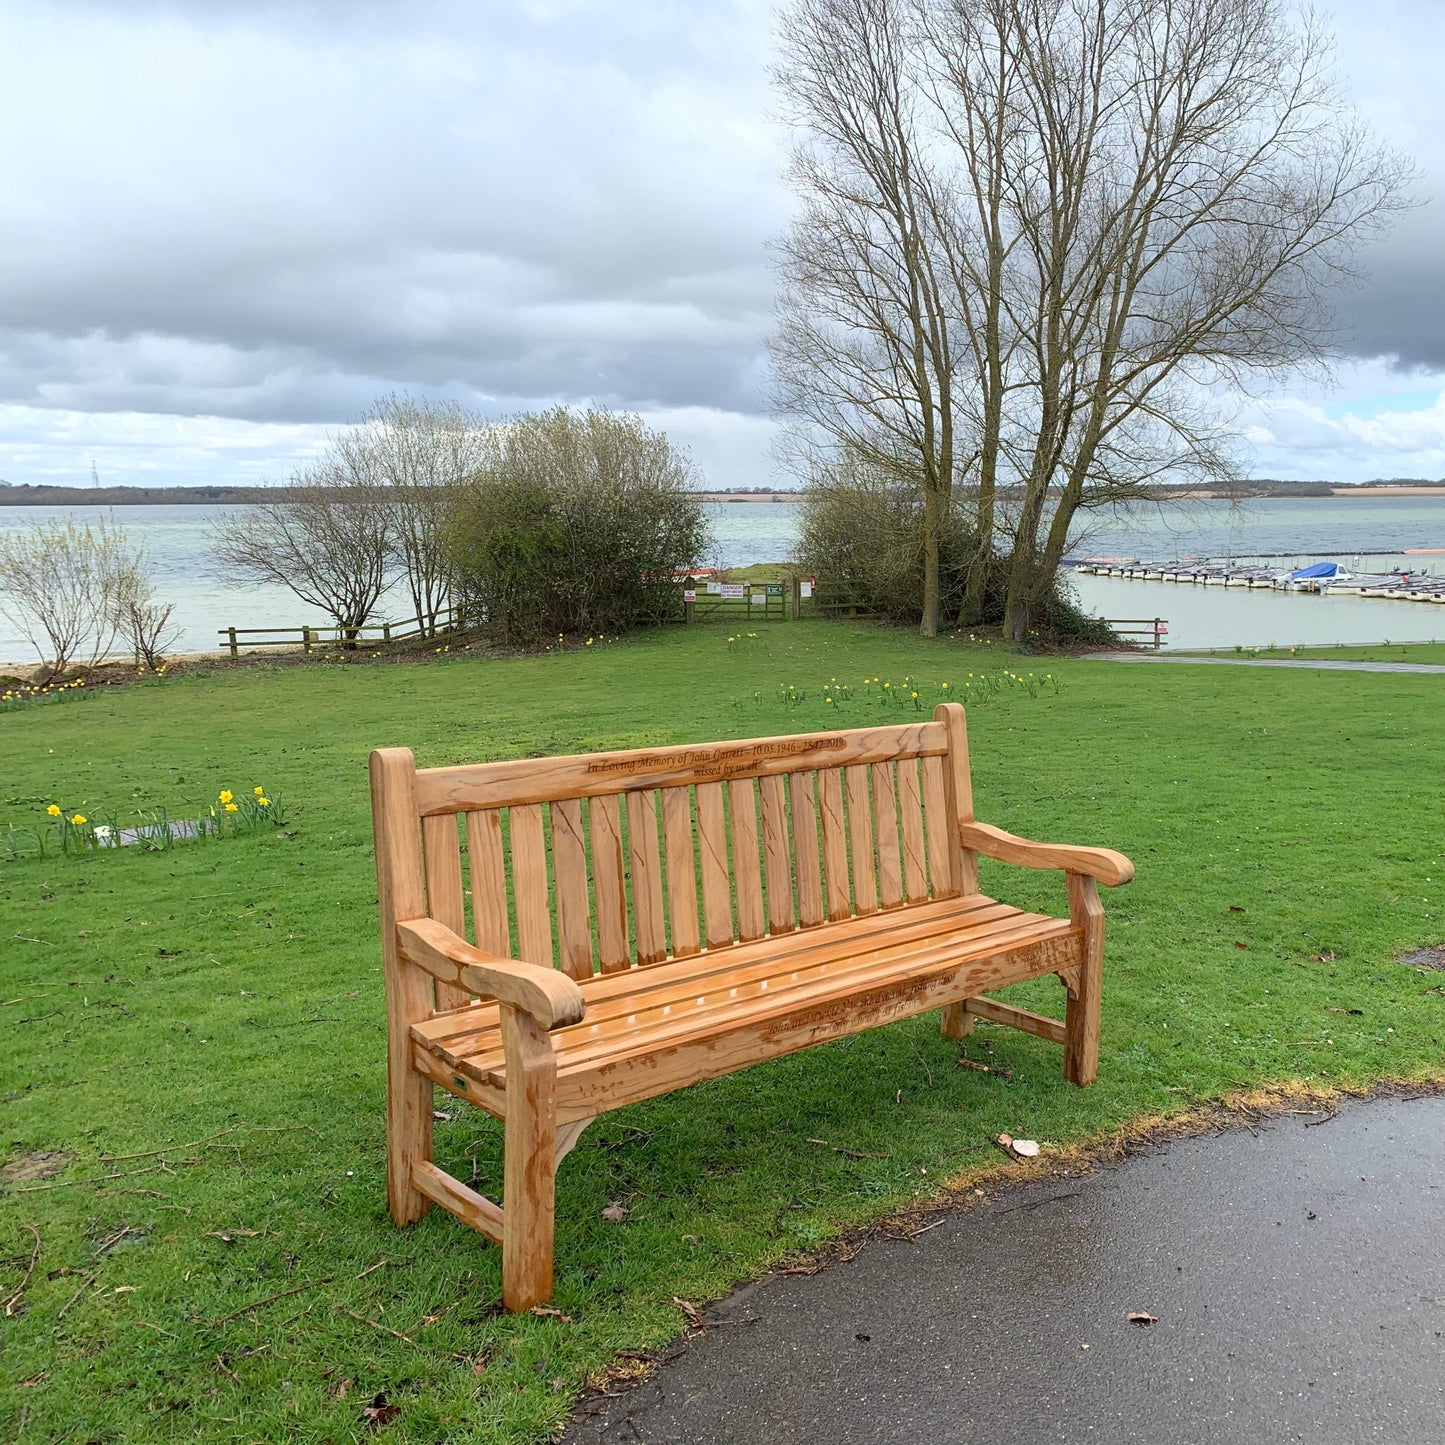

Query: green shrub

[797,469,1115,645]
[446,408,712,643]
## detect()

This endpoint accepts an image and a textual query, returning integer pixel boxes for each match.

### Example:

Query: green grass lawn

[3,622,1443,1442]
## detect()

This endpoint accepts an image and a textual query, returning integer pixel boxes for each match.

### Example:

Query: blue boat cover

[1290,561,1345,580]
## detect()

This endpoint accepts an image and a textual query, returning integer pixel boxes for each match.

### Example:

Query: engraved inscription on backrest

[411,717,967,984]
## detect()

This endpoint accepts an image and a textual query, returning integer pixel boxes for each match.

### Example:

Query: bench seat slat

[414,903,1079,1120]
[414,895,1016,1054]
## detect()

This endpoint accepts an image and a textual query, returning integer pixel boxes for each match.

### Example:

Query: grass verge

[2,620,1443,1442]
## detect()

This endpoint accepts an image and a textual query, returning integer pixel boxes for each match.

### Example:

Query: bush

[797,469,1115,645]
[445,408,712,643]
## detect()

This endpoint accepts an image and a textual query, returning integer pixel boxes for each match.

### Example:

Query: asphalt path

[1086,653,1445,672]
[564,1093,1445,1445]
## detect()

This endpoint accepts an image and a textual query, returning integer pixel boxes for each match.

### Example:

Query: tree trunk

[920,481,942,637]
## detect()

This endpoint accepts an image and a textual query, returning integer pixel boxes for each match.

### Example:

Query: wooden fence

[1100,617,1169,649]
[219,605,465,658]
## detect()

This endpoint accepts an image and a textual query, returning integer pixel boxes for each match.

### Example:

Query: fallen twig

[212,1277,333,1325]
[805,1138,892,1160]
[135,1320,178,1339]
[213,1354,242,1386]
[14,1163,165,1194]
[56,1272,95,1320]
[3,1224,41,1317]
[335,1305,419,1346]
[99,1124,321,1165]
[94,1225,140,1257]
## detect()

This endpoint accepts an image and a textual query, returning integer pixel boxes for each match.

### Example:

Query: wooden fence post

[302,626,313,654]
[382,621,392,644]
[227,627,238,660]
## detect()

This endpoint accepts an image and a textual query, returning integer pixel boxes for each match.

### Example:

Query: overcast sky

[2,0,1444,490]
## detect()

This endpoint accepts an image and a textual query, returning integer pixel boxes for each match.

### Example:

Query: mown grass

[2,623,1443,1443]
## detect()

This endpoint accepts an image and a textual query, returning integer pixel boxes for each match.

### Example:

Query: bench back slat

[872,760,904,908]
[696,782,735,949]
[728,779,767,942]
[510,803,554,968]
[818,768,851,922]
[550,798,593,981]
[466,809,511,956]
[758,773,795,935]
[898,759,929,905]
[625,790,668,965]
[422,813,472,1010]
[661,785,702,958]
[844,764,878,915]
[589,794,631,973]
[921,755,956,899]
[376,707,982,989]
[789,771,825,928]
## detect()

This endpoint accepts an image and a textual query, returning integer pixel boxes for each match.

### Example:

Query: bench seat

[412,894,1079,1125]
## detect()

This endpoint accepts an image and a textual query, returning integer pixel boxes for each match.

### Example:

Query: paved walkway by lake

[1086,652,1445,673]
[564,1093,1445,1445]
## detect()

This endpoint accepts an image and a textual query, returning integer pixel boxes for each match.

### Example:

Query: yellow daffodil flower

[71,813,87,826]
[258,797,270,807]
[47,803,61,816]
[254,786,265,795]
[224,803,238,813]
[219,790,233,804]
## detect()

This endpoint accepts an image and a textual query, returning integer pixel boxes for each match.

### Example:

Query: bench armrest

[959,821,1134,887]
[396,918,587,1029]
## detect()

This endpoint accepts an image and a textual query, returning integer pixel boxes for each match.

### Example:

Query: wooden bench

[370,703,1133,1311]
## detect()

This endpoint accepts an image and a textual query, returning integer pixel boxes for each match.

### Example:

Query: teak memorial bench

[370,703,1133,1311]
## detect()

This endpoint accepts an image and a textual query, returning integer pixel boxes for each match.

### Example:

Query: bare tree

[110,561,181,671]
[775,0,1411,640]
[772,0,962,637]
[335,394,490,635]
[212,461,392,645]
[0,514,135,678]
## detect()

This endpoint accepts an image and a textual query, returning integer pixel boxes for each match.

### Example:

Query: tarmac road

[564,1093,1445,1445]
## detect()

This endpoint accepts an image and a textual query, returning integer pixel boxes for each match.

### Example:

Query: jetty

[1066,556,1445,604]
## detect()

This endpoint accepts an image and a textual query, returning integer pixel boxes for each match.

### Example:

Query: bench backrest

[371,702,979,1000]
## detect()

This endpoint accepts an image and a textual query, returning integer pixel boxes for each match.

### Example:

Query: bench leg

[386,968,435,1226]
[500,1006,559,1312]
[1063,873,1104,1086]
[940,1001,975,1040]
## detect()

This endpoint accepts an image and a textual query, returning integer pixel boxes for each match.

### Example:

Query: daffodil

[47,803,61,817]
[258,797,270,807]
[71,813,87,826]
[219,790,233,804]
[254,786,265,795]
[224,802,238,813]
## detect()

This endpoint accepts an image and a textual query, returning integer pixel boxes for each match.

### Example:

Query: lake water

[2,495,1444,663]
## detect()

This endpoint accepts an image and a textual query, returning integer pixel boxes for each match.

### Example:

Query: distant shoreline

[2,483,1443,507]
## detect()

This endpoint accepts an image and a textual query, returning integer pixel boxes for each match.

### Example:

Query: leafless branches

[774,0,1412,638]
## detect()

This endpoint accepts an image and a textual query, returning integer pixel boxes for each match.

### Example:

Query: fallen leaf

[1010,1139,1041,1158]
[600,1202,630,1224]
[1228,905,1246,914]
[995,1132,1014,1150]
[1127,1311,1158,1327]
[432,1111,453,1121]
[1234,941,1249,950]
[361,1392,401,1428]
[330,1378,353,1400]
[672,1296,706,1329]
[529,1305,572,1322]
